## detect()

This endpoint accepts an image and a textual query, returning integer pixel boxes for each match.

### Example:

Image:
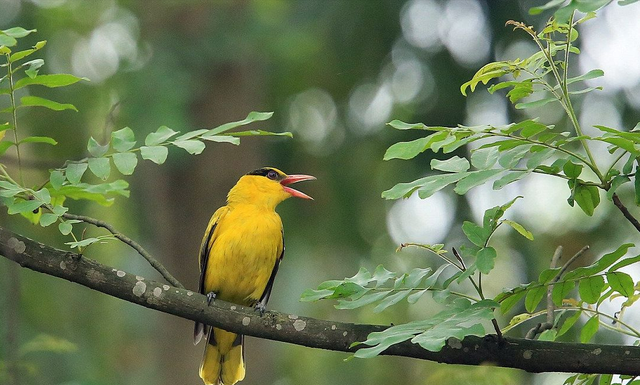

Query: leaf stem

[5,53,24,185]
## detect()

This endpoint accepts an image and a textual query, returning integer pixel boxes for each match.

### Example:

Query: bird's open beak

[281,174,316,200]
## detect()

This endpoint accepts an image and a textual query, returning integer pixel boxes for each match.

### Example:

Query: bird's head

[227,167,315,209]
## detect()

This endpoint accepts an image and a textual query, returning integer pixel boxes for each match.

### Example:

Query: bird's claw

[254,302,266,316]
[206,292,217,306]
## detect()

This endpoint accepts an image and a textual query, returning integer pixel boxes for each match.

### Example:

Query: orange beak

[281,174,316,200]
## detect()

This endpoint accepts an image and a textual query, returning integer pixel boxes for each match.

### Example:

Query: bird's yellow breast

[203,204,283,305]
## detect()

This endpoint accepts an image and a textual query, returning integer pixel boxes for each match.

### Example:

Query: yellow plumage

[194,167,314,385]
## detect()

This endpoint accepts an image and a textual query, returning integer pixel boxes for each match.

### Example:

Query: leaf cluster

[0,28,289,250]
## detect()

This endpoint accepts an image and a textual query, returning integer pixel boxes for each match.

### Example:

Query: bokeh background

[1,0,640,384]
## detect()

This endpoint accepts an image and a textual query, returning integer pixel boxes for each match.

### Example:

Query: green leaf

[373,290,411,313]
[462,221,489,247]
[606,272,634,297]
[609,254,640,272]
[520,121,549,138]
[566,69,604,85]
[227,129,293,139]
[461,66,509,96]
[552,281,575,306]
[580,315,599,343]
[24,58,45,78]
[563,161,583,179]
[206,111,274,136]
[65,163,88,184]
[39,213,59,227]
[0,181,23,198]
[2,27,36,38]
[112,152,138,175]
[499,290,526,314]
[111,127,136,152]
[10,43,45,62]
[87,157,111,180]
[299,288,335,302]
[526,147,554,169]
[407,289,429,304]
[493,171,530,190]
[525,286,546,313]
[557,311,582,338]
[18,136,57,145]
[0,34,17,47]
[506,81,534,103]
[387,120,427,130]
[58,221,73,235]
[495,145,531,169]
[0,140,15,156]
[599,374,613,385]
[174,129,209,141]
[578,276,605,304]
[574,184,600,216]
[453,169,502,195]
[430,156,470,173]
[404,267,433,288]
[470,147,499,169]
[87,137,108,157]
[529,0,565,14]
[32,188,51,204]
[384,137,431,161]
[476,247,497,274]
[372,265,395,288]
[502,219,534,240]
[200,135,240,145]
[145,126,179,146]
[539,268,561,284]
[381,172,469,200]
[14,74,87,90]
[7,199,43,214]
[345,267,373,286]
[538,329,557,341]
[515,97,557,110]
[173,139,206,155]
[65,237,102,249]
[335,291,390,310]
[20,96,78,112]
[564,243,634,280]
[140,146,168,165]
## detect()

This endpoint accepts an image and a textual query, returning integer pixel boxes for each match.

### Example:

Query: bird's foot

[206,291,217,306]
[254,302,266,316]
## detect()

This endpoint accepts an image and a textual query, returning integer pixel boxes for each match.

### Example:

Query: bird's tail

[199,327,245,385]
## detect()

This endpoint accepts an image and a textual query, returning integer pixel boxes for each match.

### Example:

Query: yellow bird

[194,167,315,385]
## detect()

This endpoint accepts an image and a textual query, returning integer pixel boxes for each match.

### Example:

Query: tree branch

[612,193,640,234]
[1,225,639,375]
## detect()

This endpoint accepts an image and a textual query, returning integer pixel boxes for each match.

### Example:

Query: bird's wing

[194,206,229,345]
[256,229,285,310]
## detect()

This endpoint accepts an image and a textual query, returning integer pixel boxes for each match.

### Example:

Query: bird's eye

[267,170,278,180]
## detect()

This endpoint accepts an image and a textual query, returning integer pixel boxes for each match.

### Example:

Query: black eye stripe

[247,167,283,181]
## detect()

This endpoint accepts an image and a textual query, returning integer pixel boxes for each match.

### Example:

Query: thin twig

[555,245,590,279]
[61,213,184,288]
[547,246,563,325]
[612,193,640,234]
[527,246,563,339]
